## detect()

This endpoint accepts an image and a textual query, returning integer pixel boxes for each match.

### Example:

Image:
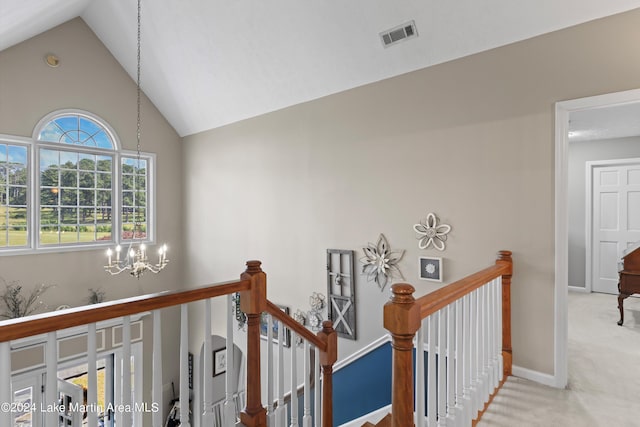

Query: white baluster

[427,315,437,426]
[276,319,286,426]
[490,281,496,388]
[105,350,115,427]
[314,345,321,427]
[489,280,498,391]
[476,287,485,412]
[469,290,479,422]
[290,331,299,427]
[478,286,487,406]
[303,340,312,427]
[225,294,236,425]
[45,331,57,427]
[180,305,191,427]
[472,289,481,416]
[415,322,425,427]
[496,278,502,387]
[446,304,455,425]
[462,293,472,427]
[122,315,132,427]
[153,310,164,427]
[494,278,501,388]
[437,309,446,427]
[267,314,276,426]
[203,301,213,426]
[497,277,504,384]
[454,298,465,426]
[0,341,12,427]
[87,323,98,427]
[482,284,490,403]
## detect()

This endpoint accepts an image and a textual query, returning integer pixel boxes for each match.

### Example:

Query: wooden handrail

[416,263,510,319]
[266,293,337,427]
[0,279,251,343]
[384,250,513,427]
[265,300,327,351]
[0,259,337,427]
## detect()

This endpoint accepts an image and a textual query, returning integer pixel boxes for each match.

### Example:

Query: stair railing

[0,260,337,427]
[383,250,512,427]
[241,261,337,427]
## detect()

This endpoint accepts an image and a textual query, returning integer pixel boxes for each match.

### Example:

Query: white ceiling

[568,101,640,142]
[2,0,640,137]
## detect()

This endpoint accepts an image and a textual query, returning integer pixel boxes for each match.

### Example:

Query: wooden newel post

[496,250,513,377]
[240,260,268,427]
[384,283,421,427]
[317,321,337,427]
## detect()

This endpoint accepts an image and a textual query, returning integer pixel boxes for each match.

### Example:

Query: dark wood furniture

[617,243,640,326]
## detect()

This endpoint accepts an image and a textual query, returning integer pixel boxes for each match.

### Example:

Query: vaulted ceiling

[2,0,640,137]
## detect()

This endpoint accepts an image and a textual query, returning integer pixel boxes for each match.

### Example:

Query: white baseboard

[511,364,559,388]
[334,334,390,371]
[338,404,391,427]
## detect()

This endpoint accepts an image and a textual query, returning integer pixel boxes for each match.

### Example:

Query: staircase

[362,413,391,427]
[358,250,513,427]
[1,252,512,427]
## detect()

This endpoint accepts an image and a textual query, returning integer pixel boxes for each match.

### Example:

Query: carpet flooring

[478,292,640,427]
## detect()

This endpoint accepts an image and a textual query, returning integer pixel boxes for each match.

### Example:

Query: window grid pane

[121,157,148,241]
[37,114,115,150]
[0,144,28,248]
[2,112,154,252]
[39,148,114,245]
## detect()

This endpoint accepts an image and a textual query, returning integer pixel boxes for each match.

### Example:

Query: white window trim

[0,109,157,256]
[0,134,33,256]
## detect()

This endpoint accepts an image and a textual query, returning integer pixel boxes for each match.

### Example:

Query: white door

[591,160,640,294]
[57,379,83,427]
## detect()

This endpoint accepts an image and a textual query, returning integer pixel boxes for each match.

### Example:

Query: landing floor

[478,292,640,427]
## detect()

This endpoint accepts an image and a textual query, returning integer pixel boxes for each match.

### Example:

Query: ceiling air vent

[380,21,418,47]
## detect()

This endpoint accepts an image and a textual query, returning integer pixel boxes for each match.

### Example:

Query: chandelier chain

[135,0,142,239]
[104,0,169,278]
[136,0,142,161]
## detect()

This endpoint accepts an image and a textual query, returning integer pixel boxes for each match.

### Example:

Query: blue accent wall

[332,342,392,425]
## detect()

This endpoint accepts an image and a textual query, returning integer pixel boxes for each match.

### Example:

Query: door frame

[555,88,640,388]
[586,158,640,294]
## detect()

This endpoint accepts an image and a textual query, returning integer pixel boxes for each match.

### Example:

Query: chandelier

[105,242,168,278]
[104,0,169,278]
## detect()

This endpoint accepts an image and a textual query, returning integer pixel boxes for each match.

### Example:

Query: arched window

[0,110,154,252]
[36,113,115,149]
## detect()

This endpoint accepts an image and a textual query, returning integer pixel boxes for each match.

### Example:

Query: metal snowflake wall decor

[360,234,405,291]
[413,212,451,251]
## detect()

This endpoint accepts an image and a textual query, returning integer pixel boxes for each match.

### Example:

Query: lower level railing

[0,260,336,427]
[383,250,512,427]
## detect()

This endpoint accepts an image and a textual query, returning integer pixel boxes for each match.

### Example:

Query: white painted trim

[9,311,149,349]
[338,404,391,427]
[511,365,557,388]
[555,88,640,390]
[586,158,640,293]
[333,334,390,371]
[585,160,594,293]
[555,101,570,389]
[568,285,589,293]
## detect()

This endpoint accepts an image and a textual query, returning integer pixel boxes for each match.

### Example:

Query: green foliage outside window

[0,112,152,250]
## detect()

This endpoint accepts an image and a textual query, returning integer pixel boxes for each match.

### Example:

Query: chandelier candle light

[105,242,168,278]
[104,0,169,278]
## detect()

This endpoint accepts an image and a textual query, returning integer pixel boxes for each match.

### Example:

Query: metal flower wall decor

[414,213,451,251]
[360,234,405,290]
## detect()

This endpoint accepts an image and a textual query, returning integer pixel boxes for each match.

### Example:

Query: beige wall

[183,9,640,375]
[0,18,184,403]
